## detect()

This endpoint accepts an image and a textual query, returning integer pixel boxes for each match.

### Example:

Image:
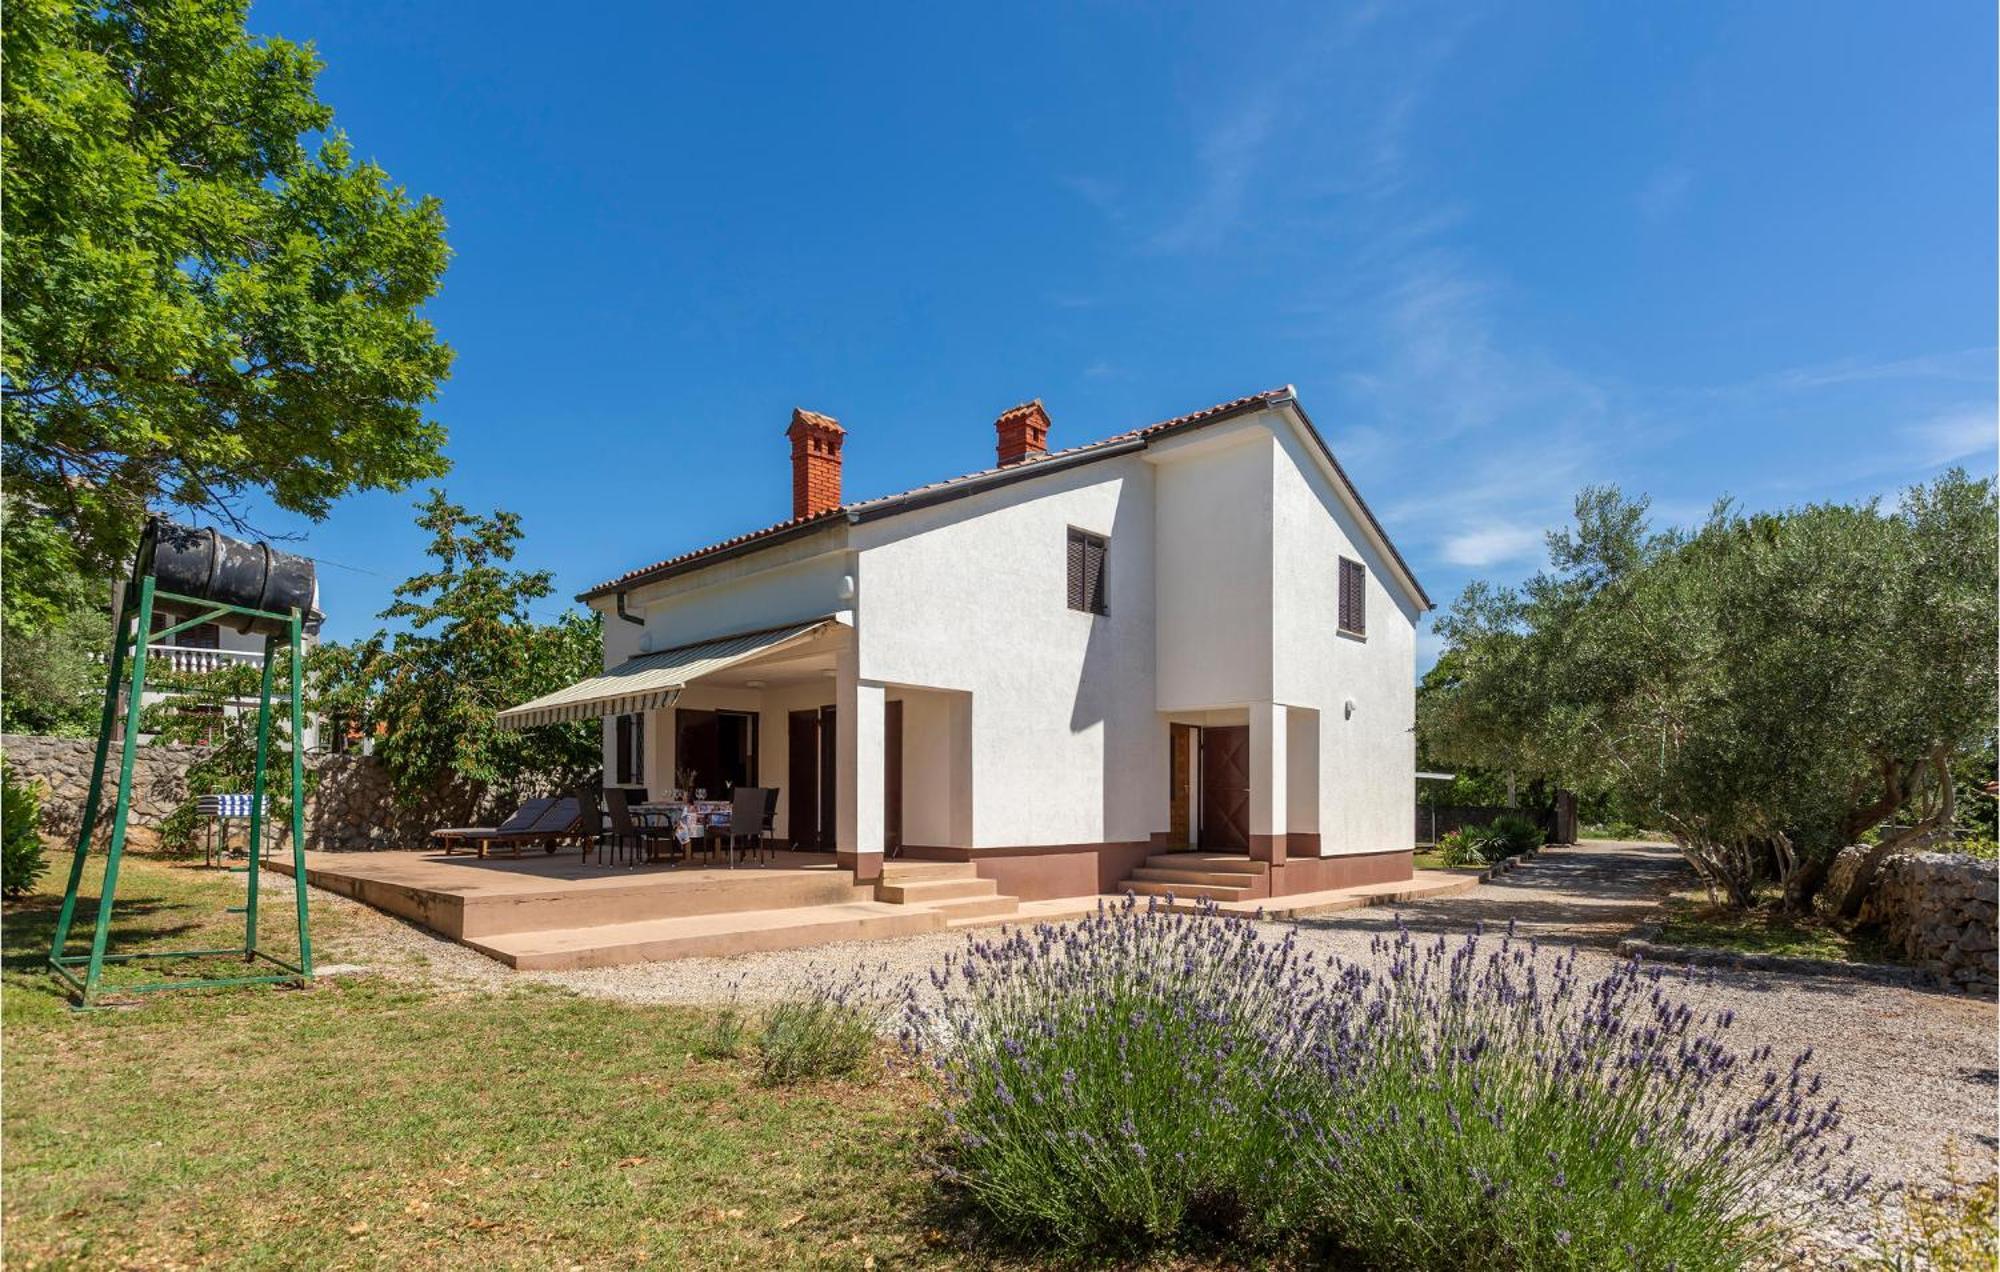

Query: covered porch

[499,614,972,885]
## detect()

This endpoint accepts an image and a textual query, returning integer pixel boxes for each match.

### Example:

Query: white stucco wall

[1267,410,1421,856]
[854,456,1161,848]
[1152,425,1275,712]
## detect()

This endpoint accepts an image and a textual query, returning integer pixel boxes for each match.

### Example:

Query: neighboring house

[501,387,1431,900]
[119,581,325,751]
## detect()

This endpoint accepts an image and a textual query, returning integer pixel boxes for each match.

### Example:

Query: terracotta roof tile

[576,386,1429,608]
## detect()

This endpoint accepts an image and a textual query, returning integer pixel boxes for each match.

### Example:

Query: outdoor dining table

[632,800,740,866]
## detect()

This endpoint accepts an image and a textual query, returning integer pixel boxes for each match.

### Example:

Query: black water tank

[134,519,319,636]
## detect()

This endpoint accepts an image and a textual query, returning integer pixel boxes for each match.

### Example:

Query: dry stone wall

[3,733,489,854]
[1850,847,1999,995]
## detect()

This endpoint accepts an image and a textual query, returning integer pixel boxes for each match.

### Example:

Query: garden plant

[903,898,1864,1268]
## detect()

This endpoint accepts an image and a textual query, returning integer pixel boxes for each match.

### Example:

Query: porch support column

[1249,701,1288,866]
[836,653,885,883]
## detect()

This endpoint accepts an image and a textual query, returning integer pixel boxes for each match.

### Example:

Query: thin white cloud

[1902,403,1997,468]
[1440,523,1545,567]
[1147,93,1282,253]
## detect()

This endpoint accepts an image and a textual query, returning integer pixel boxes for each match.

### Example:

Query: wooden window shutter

[1339,557,1366,636]
[1069,528,1108,615]
[1067,529,1087,611]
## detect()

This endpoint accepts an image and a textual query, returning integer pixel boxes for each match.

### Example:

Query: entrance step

[466,901,943,970]
[879,860,979,883]
[875,876,999,905]
[1119,878,1256,902]
[928,894,1021,920]
[1143,853,1268,875]
[1126,866,1265,889]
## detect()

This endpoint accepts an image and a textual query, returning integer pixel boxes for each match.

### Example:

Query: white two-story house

[500,387,1430,900]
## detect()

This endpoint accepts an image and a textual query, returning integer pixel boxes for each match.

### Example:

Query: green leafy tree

[0,495,112,735]
[316,492,602,809]
[1425,473,1998,910]
[2,0,453,608]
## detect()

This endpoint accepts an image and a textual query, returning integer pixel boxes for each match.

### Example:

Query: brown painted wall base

[902,842,1156,901]
[903,842,1412,901]
[1263,848,1411,898]
[836,850,882,882]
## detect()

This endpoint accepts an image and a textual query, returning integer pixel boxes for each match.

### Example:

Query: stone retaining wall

[3,733,487,854]
[1854,849,1998,995]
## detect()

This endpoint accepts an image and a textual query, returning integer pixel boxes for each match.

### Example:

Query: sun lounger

[440,797,583,859]
[432,798,554,855]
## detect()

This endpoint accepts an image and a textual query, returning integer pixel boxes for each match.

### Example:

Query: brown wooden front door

[1168,723,1195,848]
[1199,725,1250,851]
[884,700,904,856]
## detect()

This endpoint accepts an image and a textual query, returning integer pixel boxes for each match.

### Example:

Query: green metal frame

[47,575,315,1007]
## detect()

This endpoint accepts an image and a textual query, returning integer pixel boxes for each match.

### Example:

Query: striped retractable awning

[496,617,840,731]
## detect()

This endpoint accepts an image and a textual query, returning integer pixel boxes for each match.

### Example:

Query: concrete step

[1143,853,1268,875]
[1119,879,1255,902]
[879,860,978,883]
[876,877,999,904]
[1127,866,1266,889]
[927,894,1021,920]
[466,902,944,970]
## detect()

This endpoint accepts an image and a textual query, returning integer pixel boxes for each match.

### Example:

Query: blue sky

[247,1,1996,666]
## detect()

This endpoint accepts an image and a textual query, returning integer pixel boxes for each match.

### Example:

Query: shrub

[757,974,876,1085]
[2,758,48,899]
[1950,833,1997,862]
[904,899,1862,1266]
[1485,811,1547,857]
[1436,829,1488,868]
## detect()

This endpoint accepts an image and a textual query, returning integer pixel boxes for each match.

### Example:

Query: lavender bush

[757,971,878,1085]
[902,898,1863,1266]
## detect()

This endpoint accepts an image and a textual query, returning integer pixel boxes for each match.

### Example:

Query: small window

[1338,557,1366,637]
[1067,528,1108,615]
[177,623,221,650]
[614,713,646,786]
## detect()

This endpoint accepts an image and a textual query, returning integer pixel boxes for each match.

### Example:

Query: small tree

[316,492,602,811]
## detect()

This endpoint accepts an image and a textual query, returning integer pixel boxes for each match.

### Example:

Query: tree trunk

[1783,853,1831,913]
[1829,750,1955,920]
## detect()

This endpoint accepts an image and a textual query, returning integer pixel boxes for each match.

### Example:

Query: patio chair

[601,787,675,866]
[448,796,582,858]
[431,797,555,856]
[727,786,776,867]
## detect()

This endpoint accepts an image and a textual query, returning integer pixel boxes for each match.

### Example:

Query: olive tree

[1424,472,1997,910]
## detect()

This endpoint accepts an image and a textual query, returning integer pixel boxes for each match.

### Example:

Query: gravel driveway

[301,841,1999,1215]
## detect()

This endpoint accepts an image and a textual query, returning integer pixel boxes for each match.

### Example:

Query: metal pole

[49,590,135,967]
[80,576,156,1005]
[288,610,313,979]
[243,634,279,959]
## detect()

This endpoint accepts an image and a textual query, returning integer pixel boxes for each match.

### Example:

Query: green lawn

[1411,850,1483,873]
[2,855,953,1269]
[1652,886,1899,964]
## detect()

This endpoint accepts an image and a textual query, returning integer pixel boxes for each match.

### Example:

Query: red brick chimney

[994,400,1051,466]
[786,408,845,519]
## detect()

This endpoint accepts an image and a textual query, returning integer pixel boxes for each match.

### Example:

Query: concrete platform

[467,901,945,970]
[277,850,1486,968]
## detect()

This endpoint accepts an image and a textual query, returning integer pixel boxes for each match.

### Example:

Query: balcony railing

[145,644,267,675]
